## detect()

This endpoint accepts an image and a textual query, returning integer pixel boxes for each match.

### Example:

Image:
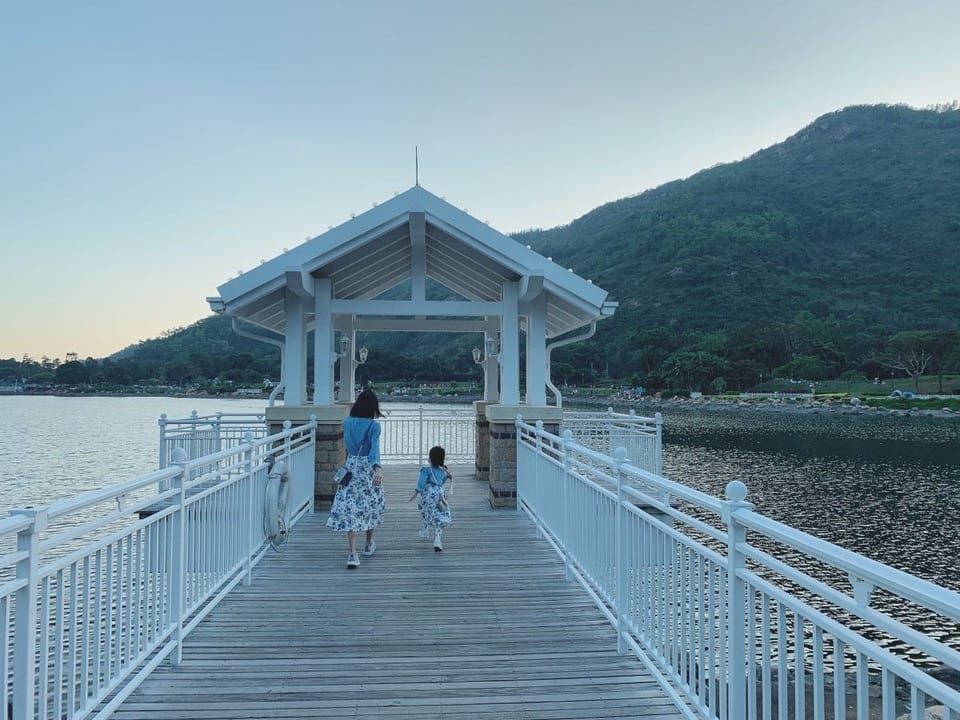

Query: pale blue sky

[2,0,958,360]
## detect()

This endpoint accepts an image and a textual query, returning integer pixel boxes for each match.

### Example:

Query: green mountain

[34,102,956,393]
[517,103,960,332]
[514,103,960,388]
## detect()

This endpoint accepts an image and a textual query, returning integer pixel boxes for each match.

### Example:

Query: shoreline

[5,390,957,420]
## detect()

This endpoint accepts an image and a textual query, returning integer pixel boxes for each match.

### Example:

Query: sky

[2,0,958,362]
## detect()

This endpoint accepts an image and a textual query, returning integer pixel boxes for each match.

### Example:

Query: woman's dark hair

[350,389,382,418]
[428,446,445,467]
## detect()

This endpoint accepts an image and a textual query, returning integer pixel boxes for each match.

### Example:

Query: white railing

[379,406,475,465]
[158,411,269,470]
[157,407,657,472]
[516,417,960,720]
[2,419,316,720]
[562,408,662,475]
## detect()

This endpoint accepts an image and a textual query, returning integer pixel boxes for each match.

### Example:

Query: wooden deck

[111,466,684,720]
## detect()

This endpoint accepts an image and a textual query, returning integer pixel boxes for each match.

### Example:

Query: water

[0,396,268,512]
[2,396,958,593]
[655,406,960,593]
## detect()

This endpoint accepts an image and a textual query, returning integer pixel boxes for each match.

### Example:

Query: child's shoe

[346,553,360,569]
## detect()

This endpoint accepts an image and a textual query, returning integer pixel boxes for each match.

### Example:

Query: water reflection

[659,407,960,592]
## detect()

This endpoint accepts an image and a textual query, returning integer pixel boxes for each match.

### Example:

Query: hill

[514,103,960,389]
[517,103,960,331]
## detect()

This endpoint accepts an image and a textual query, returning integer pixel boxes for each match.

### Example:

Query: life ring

[263,458,290,550]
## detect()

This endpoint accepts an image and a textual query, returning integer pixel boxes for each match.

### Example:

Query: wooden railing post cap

[170,447,188,464]
[614,447,628,462]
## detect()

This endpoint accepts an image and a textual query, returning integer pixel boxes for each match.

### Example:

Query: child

[409,445,452,551]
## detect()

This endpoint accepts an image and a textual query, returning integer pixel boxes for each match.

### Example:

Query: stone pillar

[485,404,563,509]
[266,404,349,510]
[473,400,494,483]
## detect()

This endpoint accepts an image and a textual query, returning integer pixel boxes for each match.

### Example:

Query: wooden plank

[110,465,685,720]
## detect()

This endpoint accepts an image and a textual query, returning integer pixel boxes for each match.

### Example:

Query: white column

[500,282,520,404]
[483,318,499,402]
[313,278,334,405]
[283,289,307,406]
[334,318,354,403]
[524,292,547,405]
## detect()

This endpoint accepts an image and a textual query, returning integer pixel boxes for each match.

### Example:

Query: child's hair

[428,446,445,467]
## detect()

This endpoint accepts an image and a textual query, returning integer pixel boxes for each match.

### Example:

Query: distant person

[326,389,385,569]
[409,445,452,551]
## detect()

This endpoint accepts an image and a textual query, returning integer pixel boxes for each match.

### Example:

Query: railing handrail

[736,506,960,623]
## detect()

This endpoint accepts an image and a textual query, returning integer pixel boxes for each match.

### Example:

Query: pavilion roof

[208,185,615,338]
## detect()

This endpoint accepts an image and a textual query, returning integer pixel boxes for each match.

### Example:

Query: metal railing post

[308,415,318,514]
[534,421,544,529]
[168,448,188,666]
[561,429,574,582]
[722,480,753,720]
[10,508,47,720]
[158,413,168,469]
[242,431,255,585]
[614,446,629,655]
[654,412,663,476]
[418,405,424,467]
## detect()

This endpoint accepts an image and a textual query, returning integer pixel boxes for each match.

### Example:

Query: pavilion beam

[285,268,315,299]
[330,299,501,316]
[519,273,544,303]
[353,318,487,332]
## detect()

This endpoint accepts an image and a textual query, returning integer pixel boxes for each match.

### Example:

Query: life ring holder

[263,455,290,551]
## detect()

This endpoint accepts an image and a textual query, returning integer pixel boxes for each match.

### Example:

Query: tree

[659,350,729,392]
[55,360,90,385]
[924,330,960,393]
[884,331,934,392]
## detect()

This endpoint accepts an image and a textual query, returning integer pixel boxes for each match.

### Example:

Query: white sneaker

[433,530,443,552]
[362,541,376,556]
[346,553,360,569]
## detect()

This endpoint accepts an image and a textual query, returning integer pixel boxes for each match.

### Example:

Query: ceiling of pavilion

[208,185,615,338]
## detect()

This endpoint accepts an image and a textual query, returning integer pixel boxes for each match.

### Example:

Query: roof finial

[415,145,419,186]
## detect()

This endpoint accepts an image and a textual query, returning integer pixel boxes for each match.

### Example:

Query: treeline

[550,314,960,394]
[4,312,959,396]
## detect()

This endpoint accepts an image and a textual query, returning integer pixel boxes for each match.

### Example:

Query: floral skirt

[417,483,452,530]
[325,456,385,533]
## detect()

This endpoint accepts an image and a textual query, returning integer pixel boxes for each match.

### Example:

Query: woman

[325,389,385,569]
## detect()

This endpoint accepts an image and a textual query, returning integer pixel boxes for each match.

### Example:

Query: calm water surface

[657,406,960,592]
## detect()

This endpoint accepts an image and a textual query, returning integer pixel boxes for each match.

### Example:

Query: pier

[110,465,682,720]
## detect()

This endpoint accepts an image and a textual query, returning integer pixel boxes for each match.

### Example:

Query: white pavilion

[207,185,616,506]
